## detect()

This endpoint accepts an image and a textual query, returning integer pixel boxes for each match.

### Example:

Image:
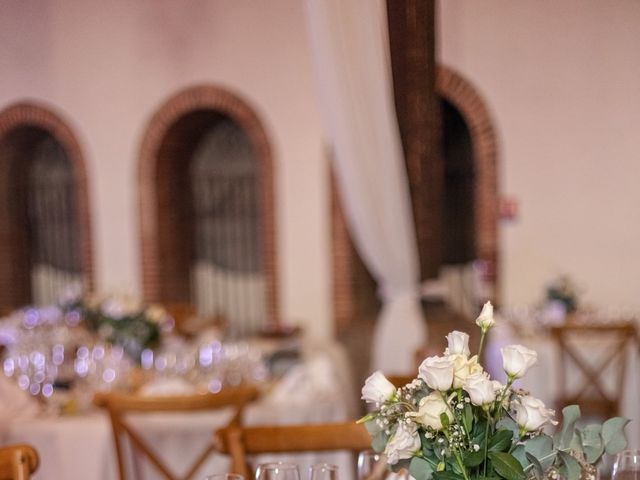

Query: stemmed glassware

[612,450,640,480]
[357,451,385,480]
[256,463,301,480]
[309,464,338,480]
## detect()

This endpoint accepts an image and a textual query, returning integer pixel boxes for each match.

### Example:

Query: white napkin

[266,355,336,404]
[0,375,41,426]
[138,377,196,396]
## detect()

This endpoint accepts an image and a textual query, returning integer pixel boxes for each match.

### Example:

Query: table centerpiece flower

[359,302,628,480]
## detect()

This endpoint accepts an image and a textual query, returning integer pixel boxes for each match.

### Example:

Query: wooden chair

[0,444,39,480]
[215,422,372,479]
[94,385,259,480]
[551,322,638,418]
[387,375,415,389]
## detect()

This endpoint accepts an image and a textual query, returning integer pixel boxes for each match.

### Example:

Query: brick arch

[0,101,94,311]
[331,65,500,330]
[436,65,499,286]
[138,85,278,324]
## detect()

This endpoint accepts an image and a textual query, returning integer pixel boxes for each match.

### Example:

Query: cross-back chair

[551,322,638,418]
[0,444,39,480]
[215,422,371,480]
[94,385,259,480]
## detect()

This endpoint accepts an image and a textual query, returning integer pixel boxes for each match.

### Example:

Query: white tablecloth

[486,322,640,449]
[0,341,359,480]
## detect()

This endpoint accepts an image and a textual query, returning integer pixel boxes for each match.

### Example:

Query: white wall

[2,0,640,338]
[439,0,640,314]
[0,0,333,338]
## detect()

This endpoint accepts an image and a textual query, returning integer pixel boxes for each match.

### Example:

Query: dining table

[0,340,360,480]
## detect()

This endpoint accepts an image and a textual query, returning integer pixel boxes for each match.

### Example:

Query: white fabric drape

[304,0,426,373]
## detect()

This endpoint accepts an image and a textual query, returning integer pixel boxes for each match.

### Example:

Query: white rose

[408,391,452,430]
[361,371,396,404]
[384,421,421,465]
[476,301,495,331]
[450,354,484,389]
[418,356,454,391]
[512,395,558,431]
[463,373,496,406]
[445,331,470,357]
[501,344,538,379]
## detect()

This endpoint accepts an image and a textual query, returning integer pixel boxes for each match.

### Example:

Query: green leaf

[463,404,474,433]
[488,452,526,480]
[432,471,464,480]
[409,456,435,480]
[558,451,582,480]
[602,417,630,455]
[440,412,450,429]
[489,430,515,452]
[554,405,581,449]
[579,424,605,463]
[463,450,485,467]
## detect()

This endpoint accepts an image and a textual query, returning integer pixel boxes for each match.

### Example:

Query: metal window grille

[189,118,265,338]
[27,136,83,305]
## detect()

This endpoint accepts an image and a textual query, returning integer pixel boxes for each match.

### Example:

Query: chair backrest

[215,422,372,479]
[0,444,39,480]
[94,385,259,480]
[551,322,638,417]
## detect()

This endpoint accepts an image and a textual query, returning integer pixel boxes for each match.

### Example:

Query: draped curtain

[304,0,427,373]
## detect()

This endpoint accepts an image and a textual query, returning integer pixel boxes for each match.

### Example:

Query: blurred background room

[0,1,639,479]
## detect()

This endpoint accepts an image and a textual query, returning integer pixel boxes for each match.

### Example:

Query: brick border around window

[331,65,500,328]
[138,85,278,324]
[0,101,94,311]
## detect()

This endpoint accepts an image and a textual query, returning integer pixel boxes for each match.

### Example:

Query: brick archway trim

[138,85,278,324]
[436,65,499,284]
[0,101,94,293]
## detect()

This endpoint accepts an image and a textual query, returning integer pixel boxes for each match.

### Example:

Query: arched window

[139,87,277,338]
[0,103,93,312]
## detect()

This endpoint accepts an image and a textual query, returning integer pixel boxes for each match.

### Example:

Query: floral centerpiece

[64,293,173,361]
[360,302,628,480]
[546,276,579,314]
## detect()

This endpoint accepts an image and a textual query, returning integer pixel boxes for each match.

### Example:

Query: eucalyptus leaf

[511,445,528,469]
[409,456,435,480]
[579,424,605,463]
[602,417,630,455]
[488,452,526,480]
[555,405,581,449]
[391,459,412,474]
[496,417,520,439]
[441,412,450,429]
[525,452,543,480]
[524,435,553,459]
[365,419,382,436]
[558,451,582,480]
[371,431,388,453]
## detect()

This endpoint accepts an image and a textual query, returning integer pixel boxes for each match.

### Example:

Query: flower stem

[482,417,490,477]
[455,453,471,480]
[478,331,487,360]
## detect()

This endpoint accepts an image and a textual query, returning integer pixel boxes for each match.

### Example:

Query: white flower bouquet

[360,302,629,480]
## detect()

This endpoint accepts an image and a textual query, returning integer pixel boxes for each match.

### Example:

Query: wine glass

[255,463,300,480]
[357,451,385,480]
[612,450,640,480]
[309,464,338,480]
[203,475,244,480]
